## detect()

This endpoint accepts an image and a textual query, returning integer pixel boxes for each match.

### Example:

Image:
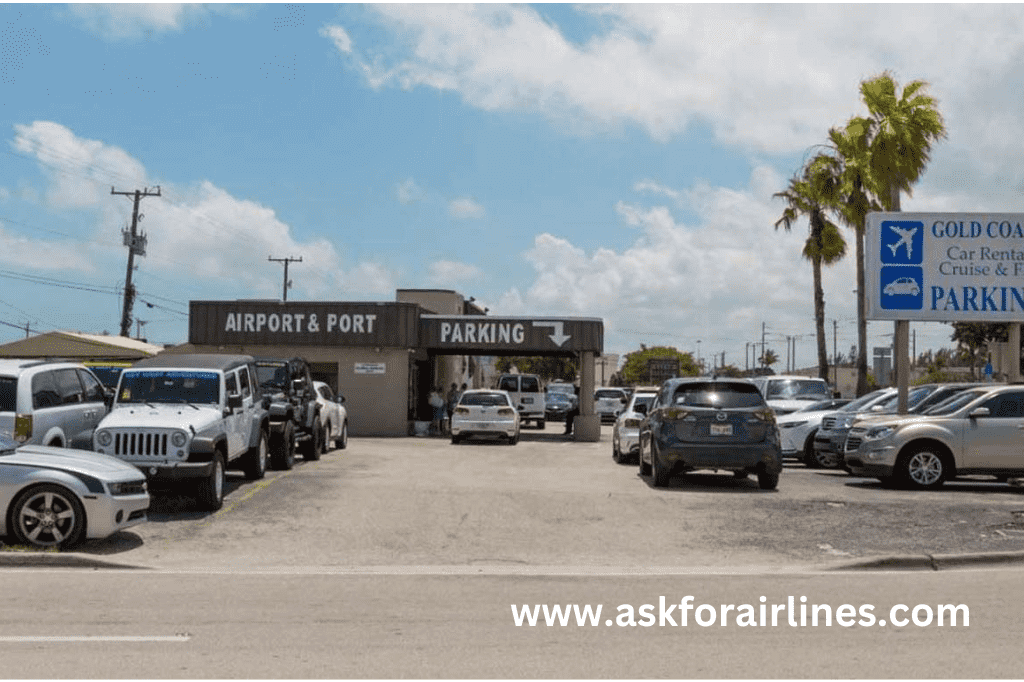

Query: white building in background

[595,353,619,387]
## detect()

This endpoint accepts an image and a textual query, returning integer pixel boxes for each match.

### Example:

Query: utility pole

[268,256,302,301]
[761,322,766,368]
[112,186,160,338]
[833,319,838,390]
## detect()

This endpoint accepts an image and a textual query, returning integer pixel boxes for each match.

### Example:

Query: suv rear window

[596,389,624,399]
[765,379,829,400]
[671,382,765,409]
[519,376,540,392]
[461,392,509,407]
[0,377,15,412]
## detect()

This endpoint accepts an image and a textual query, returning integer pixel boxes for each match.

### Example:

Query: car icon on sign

[883,276,920,297]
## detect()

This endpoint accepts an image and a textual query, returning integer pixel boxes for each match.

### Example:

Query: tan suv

[0,359,109,448]
[844,384,1024,489]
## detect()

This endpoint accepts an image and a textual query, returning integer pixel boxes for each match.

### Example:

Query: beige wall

[161,343,411,437]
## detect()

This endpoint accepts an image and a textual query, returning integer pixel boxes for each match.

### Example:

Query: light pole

[696,340,701,375]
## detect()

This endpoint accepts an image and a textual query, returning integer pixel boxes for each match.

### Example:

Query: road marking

[0,635,190,643]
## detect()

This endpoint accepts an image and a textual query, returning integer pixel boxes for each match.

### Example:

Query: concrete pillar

[574,351,600,441]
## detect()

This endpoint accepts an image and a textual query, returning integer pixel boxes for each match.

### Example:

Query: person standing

[429,386,445,436]
[445,382,460,433]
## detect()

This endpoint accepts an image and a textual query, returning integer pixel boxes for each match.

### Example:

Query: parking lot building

[165,289,605,439]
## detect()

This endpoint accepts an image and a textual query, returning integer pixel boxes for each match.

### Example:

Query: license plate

[522,397,533,404]
[710,424,732,436]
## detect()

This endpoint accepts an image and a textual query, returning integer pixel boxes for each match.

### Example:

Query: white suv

[93,354,270,511]
[0,359,109,448]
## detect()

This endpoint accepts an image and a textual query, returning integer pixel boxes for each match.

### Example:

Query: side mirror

[227,394,243,410]
[262,395,272,410]
[969,407,990,419]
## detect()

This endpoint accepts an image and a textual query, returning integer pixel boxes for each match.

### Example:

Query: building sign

[189,301,419,347]
[647,357,679,385]
[354,362,386,374]
[419,315,603,353]
[867,212,1024,322]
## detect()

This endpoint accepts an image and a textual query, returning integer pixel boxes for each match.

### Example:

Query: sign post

[867,212,1024,409]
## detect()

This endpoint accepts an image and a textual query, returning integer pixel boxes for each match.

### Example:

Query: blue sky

[2,4,1024,373]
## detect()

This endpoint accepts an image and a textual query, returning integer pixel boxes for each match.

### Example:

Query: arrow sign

[534,320,571,347]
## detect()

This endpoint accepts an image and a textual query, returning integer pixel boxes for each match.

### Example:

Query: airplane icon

[887,224,918,260]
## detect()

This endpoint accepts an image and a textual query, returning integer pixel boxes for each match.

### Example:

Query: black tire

[650,443,670,488]
[814,447,842,470]
[733,471,749,480]
[451,434,461,445]
[337,422,348,450]
[270,421,296,470]
[639,441,651,476]
[758,468,780,490]
[196,452,225,511]
[896,445,948,490]
[802,433,820,469]
[243,429,269,480]
[537,419,545,430]
[304,422,323,462]
[612,437,622,463]
[10,483,86,549]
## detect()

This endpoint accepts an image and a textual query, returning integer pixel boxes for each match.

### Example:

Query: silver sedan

[1,433,149,549]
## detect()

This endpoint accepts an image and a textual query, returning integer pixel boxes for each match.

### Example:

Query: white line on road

[0,635,190,643]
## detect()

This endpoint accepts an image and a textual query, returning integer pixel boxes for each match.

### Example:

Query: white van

[496,373,545,428]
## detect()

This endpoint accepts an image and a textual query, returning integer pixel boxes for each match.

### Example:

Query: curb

[835,549,1024,571]
[0,551,148,570]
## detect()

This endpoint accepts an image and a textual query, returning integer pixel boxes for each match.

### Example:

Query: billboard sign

[867,212,1024,322]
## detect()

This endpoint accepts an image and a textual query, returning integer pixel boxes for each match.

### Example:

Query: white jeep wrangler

[93,354,270,511]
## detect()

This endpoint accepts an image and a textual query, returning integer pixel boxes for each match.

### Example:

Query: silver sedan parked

[1,433,149,549]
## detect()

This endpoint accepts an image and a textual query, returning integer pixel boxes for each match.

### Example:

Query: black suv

[638,378,782,490]
[254,357,324,468]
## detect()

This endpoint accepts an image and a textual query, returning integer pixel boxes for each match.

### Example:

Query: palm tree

[825,119,879,396]
[774,154,847,381]
[860,71,947,213]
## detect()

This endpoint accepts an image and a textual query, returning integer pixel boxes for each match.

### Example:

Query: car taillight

[663,408,690,421]
[14,413,32,442]
[455,407,470,415]
[498,408,515,416]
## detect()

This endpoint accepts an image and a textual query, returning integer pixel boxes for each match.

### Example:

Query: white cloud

[0,224,94,272]
[65,4,233,41]
[320,24,353,54]
[449,197,485,219]
[8,121,398,300]
[427,260,482,287]
[489,165,859,361]
[396,178,424,204]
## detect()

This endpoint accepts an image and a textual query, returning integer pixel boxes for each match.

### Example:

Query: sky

[2,3,1024,374]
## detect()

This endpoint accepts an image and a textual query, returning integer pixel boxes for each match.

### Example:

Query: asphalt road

[40,423,1024,571]
[2,424,1024,677]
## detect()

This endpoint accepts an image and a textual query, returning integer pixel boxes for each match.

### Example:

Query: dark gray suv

[638,378,782,490]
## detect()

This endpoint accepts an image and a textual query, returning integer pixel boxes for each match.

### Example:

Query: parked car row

[1,354,349,549]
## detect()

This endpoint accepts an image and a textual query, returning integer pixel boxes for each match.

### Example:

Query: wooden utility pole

[112,186,160,337]
[268,256,302,301]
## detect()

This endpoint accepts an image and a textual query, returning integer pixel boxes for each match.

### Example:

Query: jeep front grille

[113,431,169,457]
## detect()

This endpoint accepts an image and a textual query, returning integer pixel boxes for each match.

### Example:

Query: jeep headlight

[171,431,188,448]
[96,430,112,447]
[865,425,896,441]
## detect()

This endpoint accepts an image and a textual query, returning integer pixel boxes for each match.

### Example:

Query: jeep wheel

[243,429,269,480]
[304,422,324,462]
[337,422,348,450]
[537,419,545,430]
[271,422,296,470]
[196,452,225,511]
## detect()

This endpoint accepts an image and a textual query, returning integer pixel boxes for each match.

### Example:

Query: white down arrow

[535,321,571,347]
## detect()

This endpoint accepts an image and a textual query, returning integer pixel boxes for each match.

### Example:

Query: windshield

[837,389,892,413]
[118,370,220,405]
[630,395,656,412]
[876,386,934,412]
[596,389,624,400]
[255,363,288,389]
[924,388,989,416]
[461,392,510,407]
[765,379,829,400]
[671,382,765,409]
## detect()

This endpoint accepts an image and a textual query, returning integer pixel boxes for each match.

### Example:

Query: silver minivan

[0,359,109,448]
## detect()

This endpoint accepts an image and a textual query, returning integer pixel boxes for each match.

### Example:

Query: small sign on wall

[354,362,386,375]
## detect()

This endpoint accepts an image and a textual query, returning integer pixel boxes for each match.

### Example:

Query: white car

[1,433,149,549]
[884,277,920,296]
[312,381,348,451]
[595,387,628,424]
[451,389,520,445]
[749,375,832,415]
[775,398,852,466]
[611,389,658,464]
